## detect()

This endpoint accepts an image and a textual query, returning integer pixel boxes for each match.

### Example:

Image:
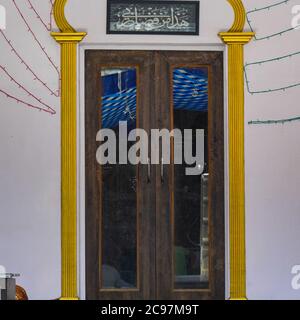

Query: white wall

[0,0,299,300]
[244,0,300,300]
[0,0,60,300]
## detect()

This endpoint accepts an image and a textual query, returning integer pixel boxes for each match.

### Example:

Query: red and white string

[0,88,55,115]
[0,30,60,97]
[27,0,54,32]
[12,0,59,75]
[0,0,59,114]
[0,65,56,114]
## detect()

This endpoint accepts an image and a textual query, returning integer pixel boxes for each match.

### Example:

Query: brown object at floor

[16,285,28,300]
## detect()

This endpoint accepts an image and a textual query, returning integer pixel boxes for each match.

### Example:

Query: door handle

[147,157,151,183]
[161,157,164,184]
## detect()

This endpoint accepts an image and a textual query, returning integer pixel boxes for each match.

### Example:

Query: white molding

[223,47,230,300]
[80,42,224,51]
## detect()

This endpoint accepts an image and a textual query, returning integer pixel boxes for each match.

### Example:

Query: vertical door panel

[85,51,156,300]
[156,51,225,300]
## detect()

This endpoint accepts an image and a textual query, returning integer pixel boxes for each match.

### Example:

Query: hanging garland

[248,115,300,125]
[0,0,59,114]
[27,0,54,32]
[244,0,300,94]
[247,0,294,41]
[246,1,300,125]
[244,50,300,94]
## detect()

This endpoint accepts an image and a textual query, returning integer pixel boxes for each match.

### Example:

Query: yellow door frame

[51,0,254,300]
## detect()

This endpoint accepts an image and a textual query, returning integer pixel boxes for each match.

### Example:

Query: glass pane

[173,67,209,289]
[100,67,137,289]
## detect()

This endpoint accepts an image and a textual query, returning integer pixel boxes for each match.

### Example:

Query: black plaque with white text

[107,0,200,35]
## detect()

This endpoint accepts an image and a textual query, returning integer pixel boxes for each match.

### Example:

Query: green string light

[247,0,294,41]
[245,1,300,94]
[248,115,300,125]
[246,1,300,125]
[244,50,300,94]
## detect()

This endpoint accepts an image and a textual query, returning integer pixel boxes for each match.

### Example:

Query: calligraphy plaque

[107,0,200,35]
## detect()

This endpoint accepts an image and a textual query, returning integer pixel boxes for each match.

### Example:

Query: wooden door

[154,51,225,300]
[85,50,224,300]
[85,50,156,300]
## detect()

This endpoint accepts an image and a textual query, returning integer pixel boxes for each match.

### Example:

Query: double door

[85,50,224,300]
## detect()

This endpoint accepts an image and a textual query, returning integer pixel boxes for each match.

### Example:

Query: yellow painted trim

[218,32,254,44]
[227,0,246,32]
[53,0,75,32]
[51,30,86,300]
[51,32,87,43]
[219,31,254,300]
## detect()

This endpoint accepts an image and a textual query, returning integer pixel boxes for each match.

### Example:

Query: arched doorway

[50,0,254,300]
